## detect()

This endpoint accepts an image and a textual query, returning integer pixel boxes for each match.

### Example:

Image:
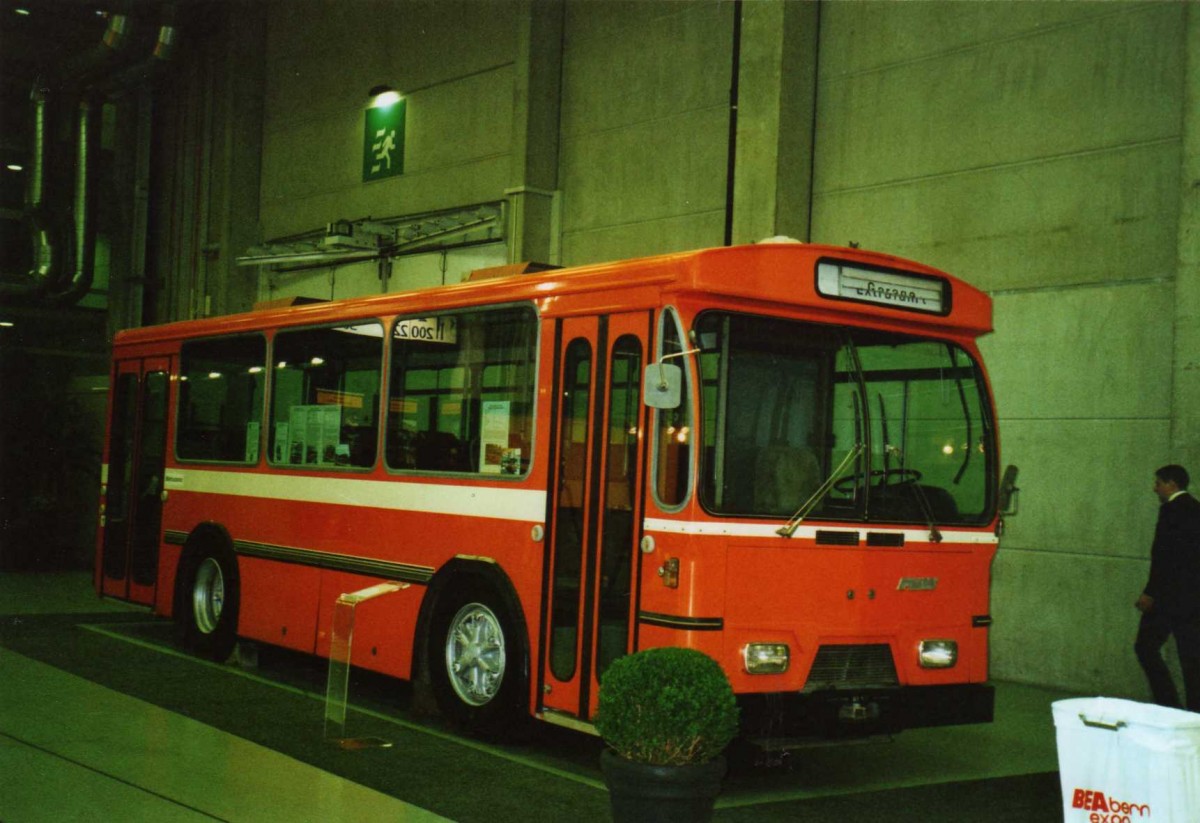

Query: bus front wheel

[429,582,527,737]
[176,546,240,662]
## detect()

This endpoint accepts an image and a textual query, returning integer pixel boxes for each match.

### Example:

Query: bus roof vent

[253,296,327,311]
[468,262,559,281]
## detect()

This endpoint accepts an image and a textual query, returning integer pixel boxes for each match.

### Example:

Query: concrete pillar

[1175,4,1200,472]
[730,0,819,245]
[507,0,563,265]
[212,5,266,316]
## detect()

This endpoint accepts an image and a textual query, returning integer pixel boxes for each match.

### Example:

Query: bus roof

[113,242,992,348]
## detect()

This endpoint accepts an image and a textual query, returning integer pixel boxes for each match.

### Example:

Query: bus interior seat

[754,445,820,515]
[414,430,464,471]
[916,484,959,522]
[870,482,959,523]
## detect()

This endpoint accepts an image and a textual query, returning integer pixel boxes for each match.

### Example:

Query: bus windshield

[697,311,994,525]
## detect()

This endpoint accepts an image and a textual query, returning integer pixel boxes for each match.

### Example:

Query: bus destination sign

[816,261,945,314]
[393,316,457,344]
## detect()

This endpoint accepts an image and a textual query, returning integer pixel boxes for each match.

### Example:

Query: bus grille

[802,644,898,691]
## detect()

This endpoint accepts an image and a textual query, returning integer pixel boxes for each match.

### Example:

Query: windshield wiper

[906,481,943,543]
[949,351,973,485]
[777,443,865,538]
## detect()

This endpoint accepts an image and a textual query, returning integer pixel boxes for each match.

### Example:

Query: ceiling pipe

[60,9,134,86]
[49,98,102,305]
[1,9,134,301]
[7,3,181,307]
[51,4,181,308]
[0,85,77,300]
[94,4,179,96]
[0,87,60,298]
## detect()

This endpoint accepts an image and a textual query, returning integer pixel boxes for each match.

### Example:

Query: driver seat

[754,445,820,515]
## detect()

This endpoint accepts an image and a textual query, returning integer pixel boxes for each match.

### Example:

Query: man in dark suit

[1135,464,1200,711]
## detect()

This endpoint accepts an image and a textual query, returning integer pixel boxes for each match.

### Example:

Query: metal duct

[95,6,179,95]
[50,99,101,305]
[61,11,133,84]
[2,11,132,301]
[4,5,178,306]
[152,11,177,61]
[0,87,61,298]
[26,87,46,214]
[23,89,59,289]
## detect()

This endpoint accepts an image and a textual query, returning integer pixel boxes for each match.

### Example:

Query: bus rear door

[99,356,170,605]
[542,313,650,722]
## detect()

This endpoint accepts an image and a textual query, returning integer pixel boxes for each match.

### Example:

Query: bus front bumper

[738,683,995,744]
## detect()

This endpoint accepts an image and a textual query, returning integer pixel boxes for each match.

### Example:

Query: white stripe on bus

[642,517,999,544]
[112,465,1000,542]
[165,468,548,523]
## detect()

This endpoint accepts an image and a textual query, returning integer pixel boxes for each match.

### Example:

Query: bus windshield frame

[696,310,996,526]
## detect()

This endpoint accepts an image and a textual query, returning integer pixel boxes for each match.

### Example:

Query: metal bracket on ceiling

[236,203,505,270]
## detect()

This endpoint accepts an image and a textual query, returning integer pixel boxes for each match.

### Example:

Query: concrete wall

[811,1,1189,697]
[261,0,518,241]
[558,1,732,262]
[254,0,737,283]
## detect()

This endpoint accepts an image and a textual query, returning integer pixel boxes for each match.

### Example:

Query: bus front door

[542,313,649,722]
[99,357,170,605]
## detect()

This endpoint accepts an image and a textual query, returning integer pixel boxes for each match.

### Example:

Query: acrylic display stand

[324,581,409,748]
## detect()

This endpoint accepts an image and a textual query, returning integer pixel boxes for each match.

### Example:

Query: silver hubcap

[192,557,224,635]
[445,602,506,706]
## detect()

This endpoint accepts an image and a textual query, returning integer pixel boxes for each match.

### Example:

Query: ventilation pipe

[60,9,133,84]
[5,4,179,306]
[0,86,64,299]
[96,5,178,95]
[2,10,132,301]
[49,98,101,305]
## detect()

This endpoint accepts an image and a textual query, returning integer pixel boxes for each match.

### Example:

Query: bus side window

[654,309,692,509]
[387,307,537,477]
[178,336,266,464]
[268,322,383,469]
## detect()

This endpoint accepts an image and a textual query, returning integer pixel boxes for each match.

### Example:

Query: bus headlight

[743,643,789,674]
[918,639,957,668]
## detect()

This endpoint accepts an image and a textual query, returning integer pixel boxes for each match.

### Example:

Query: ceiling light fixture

[367,84,401,109]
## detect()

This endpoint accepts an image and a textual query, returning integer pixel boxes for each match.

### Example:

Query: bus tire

[428,580,527,737]
[176,543,240,663]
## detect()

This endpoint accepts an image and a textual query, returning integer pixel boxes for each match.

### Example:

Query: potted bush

[594,647,739,822]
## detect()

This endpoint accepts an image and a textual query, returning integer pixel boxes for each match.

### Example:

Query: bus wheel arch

[174,522,240,663]
[418,558,530,737]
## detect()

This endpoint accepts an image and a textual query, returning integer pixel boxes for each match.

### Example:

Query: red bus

[96,241,1012,742]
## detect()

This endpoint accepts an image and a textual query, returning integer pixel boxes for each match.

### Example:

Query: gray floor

[0,573,442,822]
[0,571,1077,822]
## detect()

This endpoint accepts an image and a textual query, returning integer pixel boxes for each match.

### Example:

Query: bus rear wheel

[429,582,527,737]
[177,546,240,662]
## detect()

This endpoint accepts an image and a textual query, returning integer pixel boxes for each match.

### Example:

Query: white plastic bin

[1053,697,1200,822]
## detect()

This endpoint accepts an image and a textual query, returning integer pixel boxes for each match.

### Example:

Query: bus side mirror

[643,363,682,409]
[999,464,1020,516]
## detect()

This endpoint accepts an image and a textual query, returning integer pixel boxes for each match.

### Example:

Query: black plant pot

[599,748,726,823]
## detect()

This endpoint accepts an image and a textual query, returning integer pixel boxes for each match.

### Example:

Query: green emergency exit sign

[363,99,405,182]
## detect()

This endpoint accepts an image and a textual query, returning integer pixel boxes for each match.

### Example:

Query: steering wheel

[833,467,923,494]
